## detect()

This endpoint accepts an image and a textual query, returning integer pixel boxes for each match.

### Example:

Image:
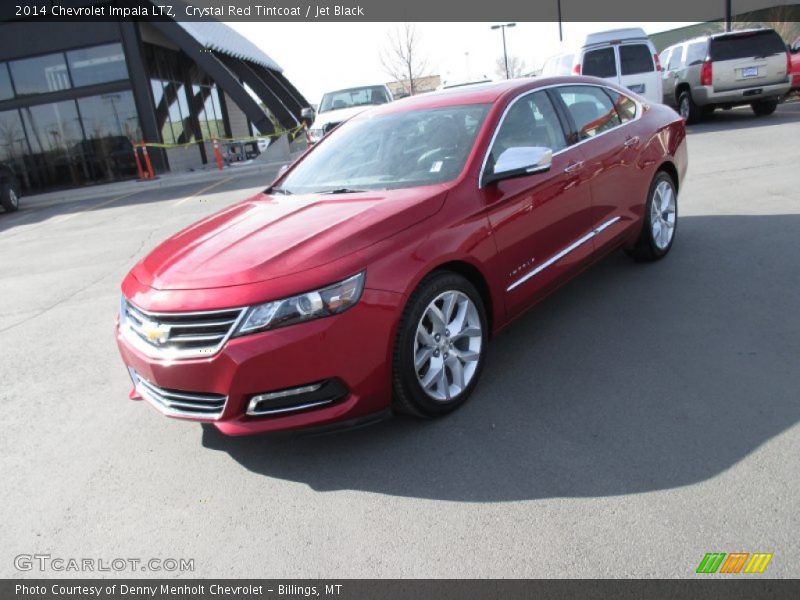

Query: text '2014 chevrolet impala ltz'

[117,76,687,436]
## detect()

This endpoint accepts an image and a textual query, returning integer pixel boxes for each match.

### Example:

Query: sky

[228,21,696,103]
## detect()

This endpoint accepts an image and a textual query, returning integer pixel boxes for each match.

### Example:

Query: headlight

[307,128,324,143]
[235,272,365,335]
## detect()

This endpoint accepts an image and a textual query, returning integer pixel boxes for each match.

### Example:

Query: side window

[582,48,617,78]
[685,41,707,66]
[487,91,567,172]
[667,45,684,70]
[556,85,622,140]
[603,89,638,123]
[619,44,655,75]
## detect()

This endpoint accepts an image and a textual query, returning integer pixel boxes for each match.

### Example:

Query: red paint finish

[117,76,687,435]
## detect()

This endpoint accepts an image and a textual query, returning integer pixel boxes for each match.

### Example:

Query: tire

[392,271,488,417]
[0,183,20,213]
[625,171,678,262]
[678,90,702,124]
[751,100,778,116]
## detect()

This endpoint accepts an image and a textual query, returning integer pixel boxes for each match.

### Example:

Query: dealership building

[0,12,309,193]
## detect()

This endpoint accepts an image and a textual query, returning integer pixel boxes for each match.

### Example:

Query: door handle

[624,136,640,149]
[564,160,584,174]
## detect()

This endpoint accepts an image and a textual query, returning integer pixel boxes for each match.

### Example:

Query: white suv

[541,28,664,105]
[306,84,393,144]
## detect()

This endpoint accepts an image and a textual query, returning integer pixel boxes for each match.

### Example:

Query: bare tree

[381,23,429,96]
[494,55,527,79]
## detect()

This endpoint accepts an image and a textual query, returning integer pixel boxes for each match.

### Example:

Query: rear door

[618,42,662,103]
[662,44,686,106]
[709,30,788,91]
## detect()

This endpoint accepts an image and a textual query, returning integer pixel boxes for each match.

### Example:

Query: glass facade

[0,64,13,101]
[66,43,128,87]
[10,53,71,95]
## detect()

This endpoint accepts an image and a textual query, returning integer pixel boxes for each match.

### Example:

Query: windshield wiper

[268,186,292,195]
[316,188,367,194]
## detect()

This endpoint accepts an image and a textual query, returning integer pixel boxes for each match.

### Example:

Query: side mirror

[277,164,289,176]
[300,107,316,127]
[483,146,552,186]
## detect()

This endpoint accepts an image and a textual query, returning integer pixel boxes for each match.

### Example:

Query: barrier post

[132,143,145,180]
[140,141,155,179]
[213,139,224,171]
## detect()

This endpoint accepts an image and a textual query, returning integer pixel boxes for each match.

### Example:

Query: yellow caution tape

[136,124,306,149]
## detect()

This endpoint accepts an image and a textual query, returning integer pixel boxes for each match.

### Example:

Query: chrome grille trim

[120,299,246,360]
[129,369,227,420]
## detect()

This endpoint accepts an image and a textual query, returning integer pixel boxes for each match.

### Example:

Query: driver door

[480,89,594,318]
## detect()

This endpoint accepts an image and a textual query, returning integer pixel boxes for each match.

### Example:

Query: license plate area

[741,66,759,78]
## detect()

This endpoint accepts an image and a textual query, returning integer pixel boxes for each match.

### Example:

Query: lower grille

[129,369,227,420]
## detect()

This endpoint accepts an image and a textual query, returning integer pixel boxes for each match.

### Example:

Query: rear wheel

[751,100,778,116]
[625,171,678,262]
[678,90,702,124]
[0,183,20,213]
[392,272,487,417]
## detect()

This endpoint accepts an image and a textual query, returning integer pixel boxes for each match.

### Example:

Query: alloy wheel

[414,290,483,401]
[651,179,676,250]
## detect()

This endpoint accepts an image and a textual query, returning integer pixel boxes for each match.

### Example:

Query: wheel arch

[674,82,691,106]
[422,260,495,337]
[657,160,680,193]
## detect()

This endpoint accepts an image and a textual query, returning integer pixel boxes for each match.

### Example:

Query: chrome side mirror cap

[484,146,553,186]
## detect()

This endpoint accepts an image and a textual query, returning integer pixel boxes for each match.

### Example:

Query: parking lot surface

[1,103,798,578]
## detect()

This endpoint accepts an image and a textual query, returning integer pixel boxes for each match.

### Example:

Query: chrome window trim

[478,82,643,189]
[506,216,621,292]
[120,300,247,361]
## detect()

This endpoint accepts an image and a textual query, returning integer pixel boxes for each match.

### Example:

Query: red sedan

[117,76,687,435]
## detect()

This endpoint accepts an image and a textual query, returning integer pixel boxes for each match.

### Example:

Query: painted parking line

[174,176,235,207]
[50,189,145,224]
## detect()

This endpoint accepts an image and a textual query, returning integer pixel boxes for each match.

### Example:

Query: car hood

[310,105,372,128]
[131,187,447,291]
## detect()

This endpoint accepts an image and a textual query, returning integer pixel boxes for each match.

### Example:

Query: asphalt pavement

[1,103,798,578]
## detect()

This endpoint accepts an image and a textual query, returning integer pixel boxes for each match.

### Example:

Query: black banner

[4,580,800,600]
[2,0,799,22]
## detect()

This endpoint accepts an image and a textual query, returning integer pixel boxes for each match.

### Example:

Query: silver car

[660,28,791,123]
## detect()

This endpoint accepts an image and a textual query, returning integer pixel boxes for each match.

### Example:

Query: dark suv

[0,163,21,213]
[660,28,791,123]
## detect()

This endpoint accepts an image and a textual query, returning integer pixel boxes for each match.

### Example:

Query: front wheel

[392,272,487,417]
[751,100,778,116]
[625,171,678,262]
[0,183,20,213]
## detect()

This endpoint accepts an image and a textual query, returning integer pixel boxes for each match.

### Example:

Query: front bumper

[116,288,404,435]
[693,81,791,105]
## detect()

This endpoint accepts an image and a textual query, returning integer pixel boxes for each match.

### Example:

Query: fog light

[246,379,347,417]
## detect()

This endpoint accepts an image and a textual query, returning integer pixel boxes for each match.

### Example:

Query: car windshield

[318,86,391,113]
[277,104,491,195]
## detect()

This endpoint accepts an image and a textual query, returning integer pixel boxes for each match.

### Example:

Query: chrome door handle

[564,161,584,174]
[624,136,640,148]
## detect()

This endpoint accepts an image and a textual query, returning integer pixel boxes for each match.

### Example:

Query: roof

[177,21,283,72]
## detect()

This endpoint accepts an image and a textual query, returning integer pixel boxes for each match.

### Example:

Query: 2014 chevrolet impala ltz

[117,76,687,435]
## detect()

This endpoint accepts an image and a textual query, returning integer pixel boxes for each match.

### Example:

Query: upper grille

[121,299,245,359]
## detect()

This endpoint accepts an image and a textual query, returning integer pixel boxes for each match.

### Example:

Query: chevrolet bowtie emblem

[141,320,171,345]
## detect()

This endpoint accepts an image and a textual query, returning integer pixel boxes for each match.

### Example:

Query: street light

[491,23,517,79]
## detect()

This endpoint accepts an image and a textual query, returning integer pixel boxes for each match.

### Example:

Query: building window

[0,110,29,185]
[76,91,140,182]
[10,53,71,96]
[150,78,194,145]
[66,43,129,87]
[0,64,14,100]
[195,84,224,140]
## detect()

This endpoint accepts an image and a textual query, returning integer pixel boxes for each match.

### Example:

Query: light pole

[491,23,516,79]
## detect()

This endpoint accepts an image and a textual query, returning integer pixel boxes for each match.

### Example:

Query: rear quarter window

[710,30,787,61]
[603,89,638,122]
[685,41,708,66]
[582,48,617,78]
[619,44,654,75]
